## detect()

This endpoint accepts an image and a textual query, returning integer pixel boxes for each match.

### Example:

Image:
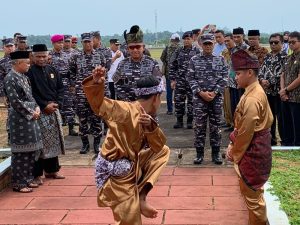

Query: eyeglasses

[269,41,279,45]
[288,40,299,45]
[128,45,143,50]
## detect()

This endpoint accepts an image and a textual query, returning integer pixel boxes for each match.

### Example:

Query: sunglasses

[288,40,299,45]
[202,42,213,46]
[128,45,143,50]
[269,41,279,45]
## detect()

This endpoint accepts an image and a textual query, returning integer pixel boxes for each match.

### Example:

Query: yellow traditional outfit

[231,50,273,225]
[82,76,170,225]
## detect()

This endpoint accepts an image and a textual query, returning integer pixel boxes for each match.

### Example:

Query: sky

[1,0,299,38]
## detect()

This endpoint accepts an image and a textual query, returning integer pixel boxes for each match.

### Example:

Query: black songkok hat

[124,25,144,44]
[231,49,259,71]
[32,44,48,52]
[192,29,201,35]
[248,30,260,36]
[10,51,30,60]
[233,27,244,35]
[182,31,193,39]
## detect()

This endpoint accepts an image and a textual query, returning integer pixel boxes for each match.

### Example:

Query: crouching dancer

[82,66,170,225]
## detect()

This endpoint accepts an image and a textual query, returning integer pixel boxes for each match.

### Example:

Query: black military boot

[193,147,204,164]
[173,116,183,129]
[212,146,223,165]
[93,136,101,154]
[80,137,90,154]
[68,124,78,136]
[187,116,193,129]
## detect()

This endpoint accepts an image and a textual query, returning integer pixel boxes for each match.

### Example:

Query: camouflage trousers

[75,96,102,138]
[174,79,193,118]
[60,78,76,125]
[193,96,223,148]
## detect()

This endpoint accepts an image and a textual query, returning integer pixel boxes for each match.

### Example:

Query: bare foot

[140,199,158,218]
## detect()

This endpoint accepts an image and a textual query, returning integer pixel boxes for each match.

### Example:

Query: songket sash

[230,128,272,190]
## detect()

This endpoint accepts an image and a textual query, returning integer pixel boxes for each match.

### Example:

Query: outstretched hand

[92,66,106,84]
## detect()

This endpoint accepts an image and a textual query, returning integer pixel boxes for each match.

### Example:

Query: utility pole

[155,9,158,47]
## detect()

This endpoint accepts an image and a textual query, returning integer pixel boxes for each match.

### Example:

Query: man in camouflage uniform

[69,32,107,154]
[63,35,76,55]
[187,34,228,165]
[259,33,286,146]
[0,38,15,100]
[160,33,181,114]
[279,31,300,146]
[113,25,162,102]
[92,31,111,71]
[15,35,28,51]
[169,31,200,129]
[0,38,15,144]
[49,34,77,136]
[247,30,269,66]
[71,37,80,52]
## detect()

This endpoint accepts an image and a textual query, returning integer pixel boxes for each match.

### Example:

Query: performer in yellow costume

[83,66,170,225]
[226,50,273,225]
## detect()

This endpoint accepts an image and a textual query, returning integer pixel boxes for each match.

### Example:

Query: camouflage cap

[125,25,143,44]
[17,35,27,42]
[81,32,93,41]
[64,35,72,41]
[2,38,14,46]
[182,31,193,39]
[92,31,101,38]
[200,33,215,43]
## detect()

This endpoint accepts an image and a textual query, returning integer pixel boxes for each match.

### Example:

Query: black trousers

[281,101,300,146]
[229,88,244,115]
[267,94,283,145]
[34,156,61,177]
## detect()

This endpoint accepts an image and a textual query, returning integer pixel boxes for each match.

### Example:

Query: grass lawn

[0,51,4,58]
[149,48,163,61]
[270,151,300,225]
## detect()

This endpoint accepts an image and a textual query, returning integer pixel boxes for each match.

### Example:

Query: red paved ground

[0,167,248,225]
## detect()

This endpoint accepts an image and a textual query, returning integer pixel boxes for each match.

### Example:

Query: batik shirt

[259,51,286,96]
[283,51,300,103]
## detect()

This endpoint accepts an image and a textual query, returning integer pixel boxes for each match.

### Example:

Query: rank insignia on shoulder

[50,73,55,78]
